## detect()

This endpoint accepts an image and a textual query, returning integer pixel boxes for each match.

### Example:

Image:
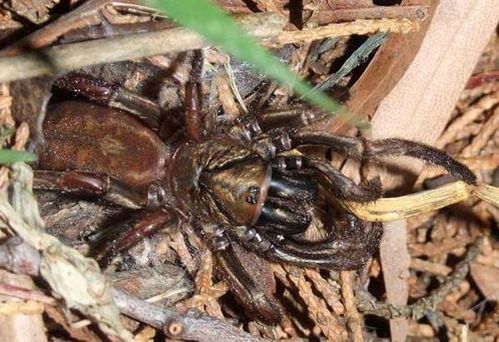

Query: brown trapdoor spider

[34,51,476,322]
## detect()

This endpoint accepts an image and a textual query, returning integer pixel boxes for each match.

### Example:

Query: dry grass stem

[272,18,419,46]
[0,13,286,82]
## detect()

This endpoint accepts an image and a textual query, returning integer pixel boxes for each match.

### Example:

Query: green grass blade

[0,149,37,164]
[316,32,387,92]
[144,0,369,130]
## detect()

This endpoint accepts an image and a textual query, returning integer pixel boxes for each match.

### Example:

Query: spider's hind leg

[54,72,163,129]
[184,49,206,142]
[89,207,176,267]
[34,170,147,209]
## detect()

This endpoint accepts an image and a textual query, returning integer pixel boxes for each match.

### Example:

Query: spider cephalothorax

[34,52,476,322]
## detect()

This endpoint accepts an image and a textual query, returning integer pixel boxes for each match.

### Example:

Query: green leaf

[0,149,37,164]
[144,0,369,130]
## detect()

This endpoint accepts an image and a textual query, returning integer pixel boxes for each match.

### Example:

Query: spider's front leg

[273,155,381,202]
[233,216,383,270]
[291,131,477,184]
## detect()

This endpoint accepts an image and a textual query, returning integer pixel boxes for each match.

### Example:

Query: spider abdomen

[37,101,168,192]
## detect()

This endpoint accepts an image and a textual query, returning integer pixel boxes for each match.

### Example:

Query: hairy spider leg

[274,155,381,202]
[35,173,174,268]
[232,219,383,270]
[184,49,205,142]
[207,227,285,323]
[34,170,147,209]
[90,207,176,267]
[292,132,477,184]
[54,72,163,129]
[258,107,329,131]
[244,109,476,185]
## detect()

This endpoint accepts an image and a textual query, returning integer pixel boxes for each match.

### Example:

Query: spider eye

[205,160,271,226]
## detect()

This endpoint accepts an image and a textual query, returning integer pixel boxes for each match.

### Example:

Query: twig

[1,0,112,55]
[0,15,422,83]
[0,13,285,83]
[356,238,482,320]
[112,288,262,342]
[0,238,261,342]
[306,5,429,25]
[216,0,429,24]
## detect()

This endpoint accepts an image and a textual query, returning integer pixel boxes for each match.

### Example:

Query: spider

[34,51,476,323]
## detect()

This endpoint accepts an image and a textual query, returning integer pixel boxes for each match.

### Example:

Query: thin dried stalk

[0,13,286,82]
[271,18,419,46]
[0,15,423,83]
[346,182,499,222]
